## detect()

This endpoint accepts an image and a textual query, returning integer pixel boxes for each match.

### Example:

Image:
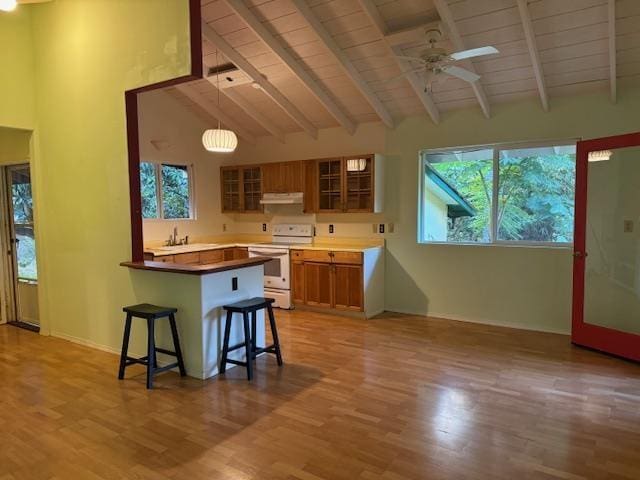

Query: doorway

[572,132,640,361]
[1,164,39,330]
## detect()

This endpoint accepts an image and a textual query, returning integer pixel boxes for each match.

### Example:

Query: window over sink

[140,162,194,220]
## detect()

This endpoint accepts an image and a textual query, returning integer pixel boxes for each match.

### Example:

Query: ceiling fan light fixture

[0,0,17,11]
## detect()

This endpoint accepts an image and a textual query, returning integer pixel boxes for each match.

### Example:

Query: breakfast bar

[120,257,270,379]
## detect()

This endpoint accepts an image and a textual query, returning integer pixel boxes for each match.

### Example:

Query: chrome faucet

[165,227,190,246]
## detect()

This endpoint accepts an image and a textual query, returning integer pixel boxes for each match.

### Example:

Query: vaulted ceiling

[164,0,640,144]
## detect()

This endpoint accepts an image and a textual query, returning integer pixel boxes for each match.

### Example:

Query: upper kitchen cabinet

[262,161,304,193]
[242,166,262,213]
[221,166,241,213]
[220,165,262,213]
[317,154,384,213]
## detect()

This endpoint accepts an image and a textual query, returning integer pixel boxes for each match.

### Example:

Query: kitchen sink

[151,243,220,253]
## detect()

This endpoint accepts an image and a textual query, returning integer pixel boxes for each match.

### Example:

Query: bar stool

[220,297,283,380]
[118,303,186,389]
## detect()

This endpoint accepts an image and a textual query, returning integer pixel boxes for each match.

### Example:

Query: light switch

[624,220,634,233]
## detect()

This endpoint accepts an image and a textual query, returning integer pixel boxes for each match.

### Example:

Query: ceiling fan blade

[395,55,428,64]
[441,65,481,83]
[450,46,499,61]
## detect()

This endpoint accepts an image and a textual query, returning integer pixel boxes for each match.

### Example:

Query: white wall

[138,90,229,244]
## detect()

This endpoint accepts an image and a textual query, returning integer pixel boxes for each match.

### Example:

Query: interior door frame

[572,131,640,361]
[0,165,20,325]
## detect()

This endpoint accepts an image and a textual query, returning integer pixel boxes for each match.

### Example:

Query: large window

[140,162,193,220]
[419,141,576,246]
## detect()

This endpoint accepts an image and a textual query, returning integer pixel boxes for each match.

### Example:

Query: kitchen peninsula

[121,256,270,379]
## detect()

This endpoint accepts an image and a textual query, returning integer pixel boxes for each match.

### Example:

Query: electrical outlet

[262,223,267,232]
[329,224,334,234]
[232,277,238,291]
[379,223,385,234]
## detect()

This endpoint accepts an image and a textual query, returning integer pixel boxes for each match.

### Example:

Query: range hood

[260,192,304,205]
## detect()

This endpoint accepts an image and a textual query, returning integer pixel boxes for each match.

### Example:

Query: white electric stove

[247,224,313,309]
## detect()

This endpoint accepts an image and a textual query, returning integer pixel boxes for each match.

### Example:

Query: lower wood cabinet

[291,250,364,312]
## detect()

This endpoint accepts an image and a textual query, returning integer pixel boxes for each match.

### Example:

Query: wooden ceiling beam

[175,84,256,145]
[201,21,318,139]
[433,0,491,119]
[357,0,440,124]
[225,0,356,135]
[608,0,617,103]
[206,78,286,143]
[516,0,549,112]
[292,0,394,129]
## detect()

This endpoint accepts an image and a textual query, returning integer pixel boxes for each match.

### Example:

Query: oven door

[248,247,290,290]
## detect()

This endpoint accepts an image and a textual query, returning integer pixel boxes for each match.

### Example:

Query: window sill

[418,241,573,250]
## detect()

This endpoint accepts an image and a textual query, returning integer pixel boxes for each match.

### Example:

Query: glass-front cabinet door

[344,155,373,212]
[221,167,241,212]
[317,158,343,212]
[242,166,262,212]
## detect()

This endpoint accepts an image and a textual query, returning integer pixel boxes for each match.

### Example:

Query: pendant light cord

[216,49,221,130]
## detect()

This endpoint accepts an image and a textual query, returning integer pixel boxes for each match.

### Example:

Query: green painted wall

[384,84,640,333]
[15,0,191,349]
[0,8,36,130]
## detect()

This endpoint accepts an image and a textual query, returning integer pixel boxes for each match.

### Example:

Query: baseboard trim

[384,308,570,336]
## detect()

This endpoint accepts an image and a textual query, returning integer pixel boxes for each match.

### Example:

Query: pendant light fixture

[202,49,238,153]
[0,0,17,11]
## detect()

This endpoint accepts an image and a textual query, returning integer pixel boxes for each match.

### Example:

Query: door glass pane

[584,145,640,334]
[10,167,37,282]
[498,145,575,243]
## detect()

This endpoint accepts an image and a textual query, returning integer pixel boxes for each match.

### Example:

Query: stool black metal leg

[220,310,233,374]
[242,312,253,380]
[267,304,283,366]
[251,310,257,362]
[118,313,133,379]
[169,314,187,376]
[146,317,156,389]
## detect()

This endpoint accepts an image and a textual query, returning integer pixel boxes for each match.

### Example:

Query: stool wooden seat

[118,303,186,389]
[220,297,283,380]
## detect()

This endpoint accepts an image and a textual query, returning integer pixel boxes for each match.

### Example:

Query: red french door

[572,131,640,361]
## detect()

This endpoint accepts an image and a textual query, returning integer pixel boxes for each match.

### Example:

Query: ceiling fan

[391,28,499,92]
[0,0,52,11]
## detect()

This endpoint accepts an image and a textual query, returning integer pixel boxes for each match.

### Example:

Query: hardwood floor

[1,311,640,480]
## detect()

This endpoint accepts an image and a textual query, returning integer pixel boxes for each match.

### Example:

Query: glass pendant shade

[202,128,238,153]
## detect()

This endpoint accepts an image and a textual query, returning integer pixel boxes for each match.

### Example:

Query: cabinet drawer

[200,249,224,264]
[332,251,362,265]
[173,252,200,265]
[155,255,175,263]
[302,250,333,263]
[291,250,304,261]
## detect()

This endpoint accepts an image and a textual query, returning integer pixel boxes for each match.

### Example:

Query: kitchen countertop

[121,257,271,275]
[144,242,383,257]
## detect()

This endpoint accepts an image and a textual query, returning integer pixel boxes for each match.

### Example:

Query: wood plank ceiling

[164,0,640,142]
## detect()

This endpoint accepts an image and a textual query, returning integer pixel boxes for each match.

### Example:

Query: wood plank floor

[1,311,640,480]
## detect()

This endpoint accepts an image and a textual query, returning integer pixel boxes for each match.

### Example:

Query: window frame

[418,139,579,248]
[141,161,196,221]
